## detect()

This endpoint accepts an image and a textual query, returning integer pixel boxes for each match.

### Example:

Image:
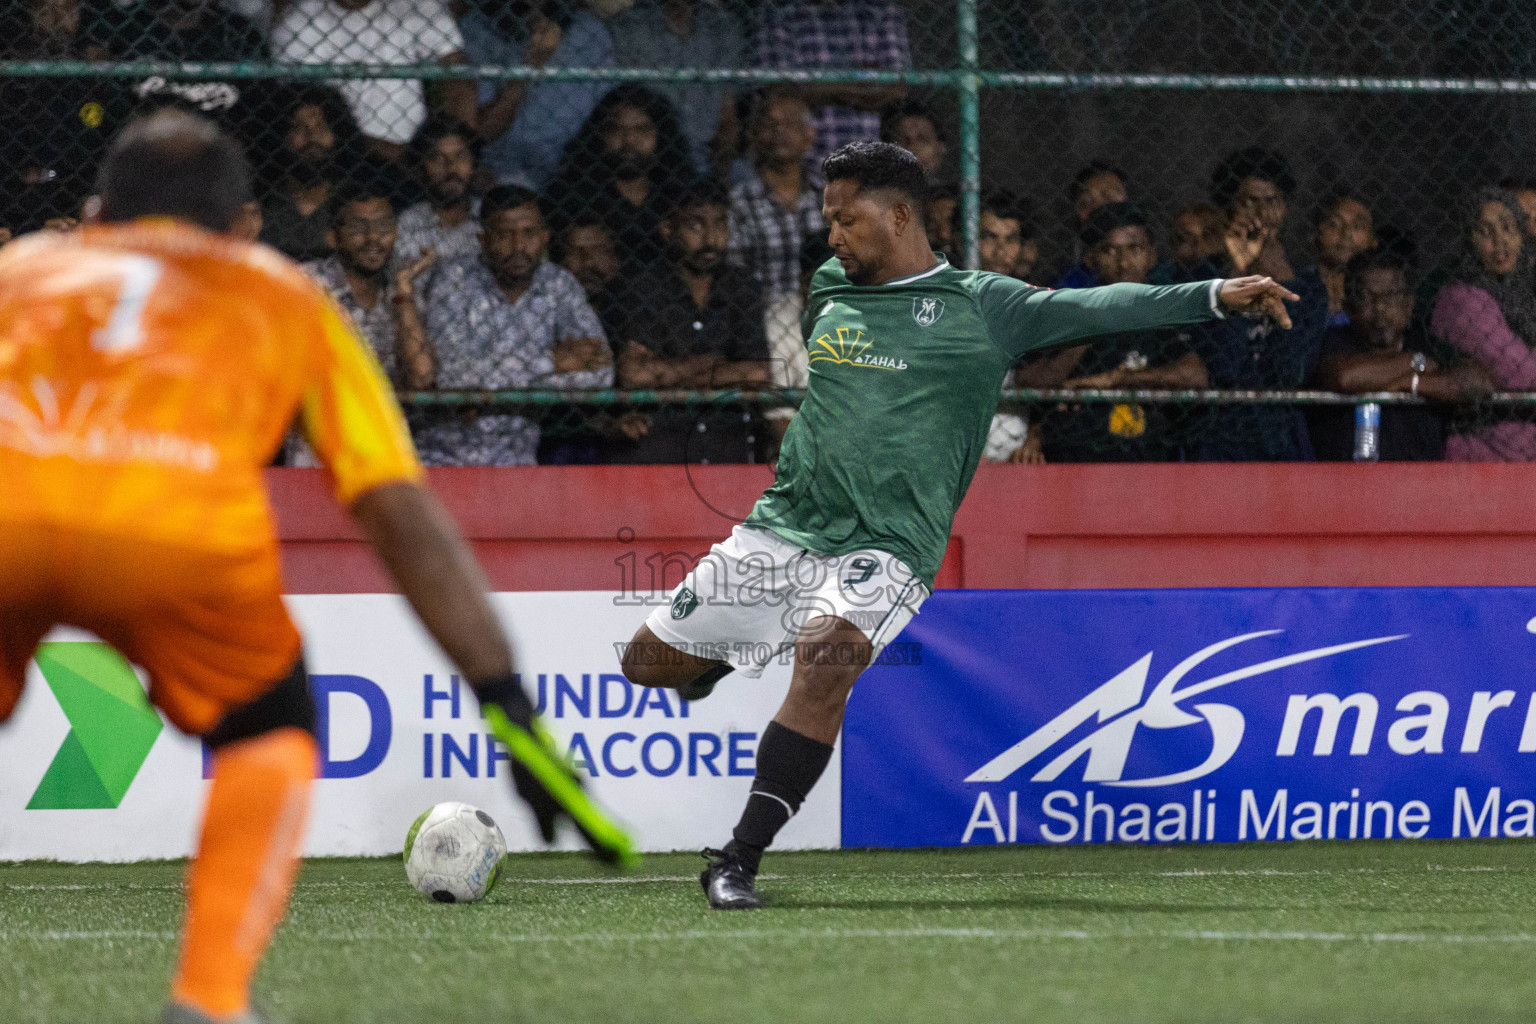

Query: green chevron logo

[27,642,163,810]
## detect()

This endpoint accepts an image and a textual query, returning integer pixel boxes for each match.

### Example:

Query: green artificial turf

[4,840,1536,1023]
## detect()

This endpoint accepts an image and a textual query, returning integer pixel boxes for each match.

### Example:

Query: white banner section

[0,593,840,861]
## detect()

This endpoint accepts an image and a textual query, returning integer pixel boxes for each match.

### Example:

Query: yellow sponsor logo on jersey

[808,326,908,371]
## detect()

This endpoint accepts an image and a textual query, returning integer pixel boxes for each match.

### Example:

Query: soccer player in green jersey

[620,141,1298,910]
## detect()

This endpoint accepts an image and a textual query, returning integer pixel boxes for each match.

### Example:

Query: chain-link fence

[5,0,1536,464]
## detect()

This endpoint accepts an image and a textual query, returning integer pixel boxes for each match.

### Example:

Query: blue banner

[844,588,1536,847]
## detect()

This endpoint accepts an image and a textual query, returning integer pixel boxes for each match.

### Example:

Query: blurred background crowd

[5,0,1536,465]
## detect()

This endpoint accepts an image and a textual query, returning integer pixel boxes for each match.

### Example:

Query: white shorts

[644,525,930,679]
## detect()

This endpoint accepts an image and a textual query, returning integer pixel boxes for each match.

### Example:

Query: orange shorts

[0,522,302,736]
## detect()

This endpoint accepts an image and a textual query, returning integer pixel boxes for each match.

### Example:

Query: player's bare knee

[620,647,666,688]
[621,627,688,689]
[204,656,317,749]
[617,626,718,687]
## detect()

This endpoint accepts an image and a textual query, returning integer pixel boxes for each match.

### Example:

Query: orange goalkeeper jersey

[0,219,422,554]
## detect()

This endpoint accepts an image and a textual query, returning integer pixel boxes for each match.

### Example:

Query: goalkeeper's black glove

[476,674,638,868]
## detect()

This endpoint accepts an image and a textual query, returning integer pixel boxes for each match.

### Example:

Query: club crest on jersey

[912,297,945,327]
[671,587,699,620]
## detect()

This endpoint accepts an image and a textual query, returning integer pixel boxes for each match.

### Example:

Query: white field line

[8,926,1536,946]
[2,863,1523,892]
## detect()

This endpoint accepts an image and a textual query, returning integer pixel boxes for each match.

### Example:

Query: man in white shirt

[273,0,480,159]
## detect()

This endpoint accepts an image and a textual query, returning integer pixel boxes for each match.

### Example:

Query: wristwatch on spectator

[1409,352,1427,395]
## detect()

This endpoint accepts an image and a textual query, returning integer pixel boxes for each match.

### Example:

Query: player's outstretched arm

[981,277,1234,359]
[350,481,638,867]
[1218,275,1301,330]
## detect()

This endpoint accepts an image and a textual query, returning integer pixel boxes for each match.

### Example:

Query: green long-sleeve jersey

[744,257,1224,586]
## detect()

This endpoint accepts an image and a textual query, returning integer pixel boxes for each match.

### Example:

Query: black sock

[724,721,834,875]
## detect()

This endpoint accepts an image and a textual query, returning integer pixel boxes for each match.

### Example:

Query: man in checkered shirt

[754,0,911,165]
[727,88,825,304]
[419,186,613,466]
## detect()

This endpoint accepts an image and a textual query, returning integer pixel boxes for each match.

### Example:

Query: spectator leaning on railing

[1432,186,1536,462]
[1308,247,1490,462]
[1021,202,1209,463]
[1309,192,1378,327]
[1191,146,1328,462]
[419,185,613,466]
[393,114,483,278]
[303,181,436,390]
[609,180,770,465]
[556,213,623,338]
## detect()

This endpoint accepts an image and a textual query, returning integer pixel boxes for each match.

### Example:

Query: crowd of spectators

[3,0,1535,465]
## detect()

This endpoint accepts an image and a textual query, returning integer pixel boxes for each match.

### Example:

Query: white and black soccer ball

[403,801,508,903]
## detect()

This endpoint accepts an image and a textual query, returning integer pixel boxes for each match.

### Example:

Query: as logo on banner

[967,630,1405,788]
[27,642,162,809]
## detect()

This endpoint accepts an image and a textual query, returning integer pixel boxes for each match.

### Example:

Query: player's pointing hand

[1218,275,1302,330]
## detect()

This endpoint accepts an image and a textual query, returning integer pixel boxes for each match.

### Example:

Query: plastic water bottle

[1353,402,1381,461]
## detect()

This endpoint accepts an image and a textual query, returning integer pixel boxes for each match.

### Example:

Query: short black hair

[879,99,944,144]
[1080,201,1152,249]
[1211,147,1297,211]
[1498,177,1536,193]
[328,179,395,223]
[822,140,929,212]
[559,210,613,236]
[1311,190,1372,229]
[98,109,251,232]
[410,112,482,168]
[283,84,360,140]
[981,188,1036,239]
[1067,160,1127,205]
[482,184,543,221]
[551,213,613,262]
[666,178,729,219]
[1342,246,1412,309]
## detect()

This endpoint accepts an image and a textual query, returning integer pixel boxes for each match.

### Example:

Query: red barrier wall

[269,463,1536,594]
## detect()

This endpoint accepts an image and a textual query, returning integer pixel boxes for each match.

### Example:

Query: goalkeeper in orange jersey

[0,109,635,1024]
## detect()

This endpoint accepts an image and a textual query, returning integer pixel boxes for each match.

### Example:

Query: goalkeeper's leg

[171,660,317,1020]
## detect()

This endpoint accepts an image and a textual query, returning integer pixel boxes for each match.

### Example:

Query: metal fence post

[956,0,982,270]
